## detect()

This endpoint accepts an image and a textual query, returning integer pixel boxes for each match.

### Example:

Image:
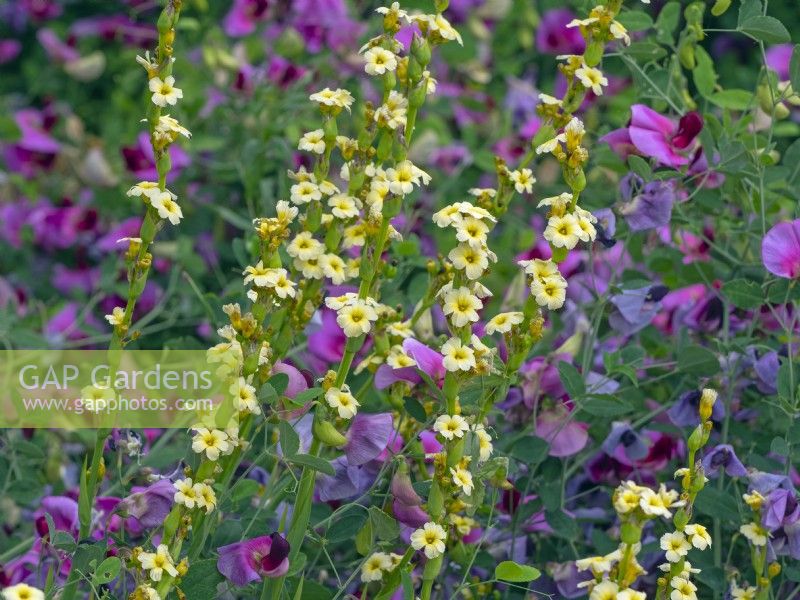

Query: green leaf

[581,394,633,417]
[791,46,800,96]
[509,436,549,464]
[494,561,541,583]
[369,506,400,541]
[230,478,261,503]
[616,10,653,32]
[403,396,427,422]
[0,116,21,142]
[693,46,717,98]
[181,559,224,598]
[721,279,764,309]
[695,487,740,521]
[327,507,369,542]
[709,89,753,110]
[655,2,681,44]
[92,557,121,585]
[269,372,290,395]
[677,345,720,376]
[628,155,652,180]
[557,361,585,398]
[737,0,763,26]
[771,436,790,456]
[293,387,323,403]
[739,16,791,44]
[289,453,335,476]
[279,420,300,457]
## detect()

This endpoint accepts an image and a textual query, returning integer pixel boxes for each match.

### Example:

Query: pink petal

[762,220,800,279]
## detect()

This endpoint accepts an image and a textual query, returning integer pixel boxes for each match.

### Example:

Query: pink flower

[217,533,290,585]
[601,105,703,168]
[536,408,588,457]
[762,219,800,278]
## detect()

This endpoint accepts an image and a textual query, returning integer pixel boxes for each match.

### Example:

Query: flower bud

[698,388,717,421]
[411,36,432,67]
[584,39,604,68]
[620,522,642,544]
[687,424,704,452]
[711,0,732,16]
[768,562,781,578]
[673,508,689,531]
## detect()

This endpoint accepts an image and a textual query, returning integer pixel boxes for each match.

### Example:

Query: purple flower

[766,44,794,80]
[668,389,725,427]
[223,0,270,36]
[428,144,472,175]
[0,39,21,64]
[266,56,307,88]
[122,132,190,182]
[601,105,703,168]
[118,479,175,528]
[763,489,800,530]
[36,28,80,63]
[536,9,586,55]
[748,471,795,496]
[602,422,650,462]
[344,412,395,466]
[375,338,446,390]
[752,350,780,394]
[762,219,800,279]
[217,533,290,585]
[34,496,80,538]
[702,444,748,478]
[536,408,589,457]
[618,173,677,231]
[593,208,617,248]
[608,285,668,335]
[316,456,380,502]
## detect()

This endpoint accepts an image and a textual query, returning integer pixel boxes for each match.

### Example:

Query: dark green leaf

[581,394,633,417]
[740,16,791,44]
[557,361,585,398]
[721,279,764,309]
[510,436,549,464]
[709,89,753,110]
[279,420,300,457]
[695,487,740,521]
[791,45,800,96]
[616,11,653,32]
[181,559,224,598]
[368,506,400,541]
[677,345,720,376]
[403,397,427,422]
[92,557,121,585]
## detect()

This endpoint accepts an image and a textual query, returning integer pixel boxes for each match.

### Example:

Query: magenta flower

[223,0,270,36]
[762,219,800,279]
[601,105,703,168]
[217,533,290,586]
[536,408,588,457]
[536,9,586,55]
[118,479,175,528]
[766,44,793,80]
[344,412,395,466]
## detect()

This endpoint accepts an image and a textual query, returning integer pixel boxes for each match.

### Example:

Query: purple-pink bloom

[536,9,586,55]
[618,173,677,231]
[536,408,588,457]
[766,44,793,80]
[344,412,395,466]
[217,533,290,585]
[602,422,649,461]
[223,0,270,36]
[118,479,175,528]
[762,219,800,279]
[701,444,748,478]
[601,105,703,168]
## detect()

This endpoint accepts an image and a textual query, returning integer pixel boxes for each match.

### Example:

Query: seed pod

[312,417,347,447]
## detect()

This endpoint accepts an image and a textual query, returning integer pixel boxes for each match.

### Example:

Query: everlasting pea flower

[118,479,175,528]
[536,9,586,55]
[762,219,800,279]
[763,489,800,530]
[217,533,290,585]
[766,44,794,80]
[618,173,677,231]
[3,109,60,177]
[668,389,725,427]
[316,456,381,502]
[344,412,396,466]
[608,285,669,335]
[593,208,617,248]
[375,337,446,390]
[602,422,650,461]
[752,350,780,394]
[391,468,430,528]
[122,132,190,182]
[536,408,589,457]
[702,444,748,478]
[223,0,270,36]
[0,39,21,64]
[601,105,703,168]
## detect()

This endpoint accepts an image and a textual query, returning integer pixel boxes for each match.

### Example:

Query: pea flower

[762,219,800,278]
[601,105,703,169]
[118,479,175,528]
[410,522,447,559]
[216,533,290,585]
[701,444,748,478]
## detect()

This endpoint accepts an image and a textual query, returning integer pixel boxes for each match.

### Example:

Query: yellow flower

[148,75,183,107]
[454,216,490,248]
[639,488,672,518]
[191,427,231,461]
[325,385,360,419]
[575,65,608,95]
[660,531,691,562]
[231,377,260,414]
[670,576,698,600]
[138,545,178,582]
[328,194,361,219]
[173,478,198,509]
[336,301,378,337]
[442,286,483,328]
[410,522,447,559]
[433,414,469,440]
[473,424,493,461]
[320,254,348,285]
[298,129,326,154]
[519,258,559,281]
[450,466,474,496]
[361,552,393,582]
[363,47,398,75]
[105,306,126,326]
[530,276,567,310]
[150,191,183,225]
[1,584,45,600]
[386,345,417,369]
[485,311,523,335]
[740,522,768,546]
[290,180,322,205]
[685,523,712,550]
[309,87,354,111]
[127,181,161,199]
[440,337,476,372]
[589,580,619,600]
[509,168,536,194]
[193,482,217,513]
[432,204,464,228]
[448,243,490,280]
[544,214,581,249]
[287,231,324,261]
